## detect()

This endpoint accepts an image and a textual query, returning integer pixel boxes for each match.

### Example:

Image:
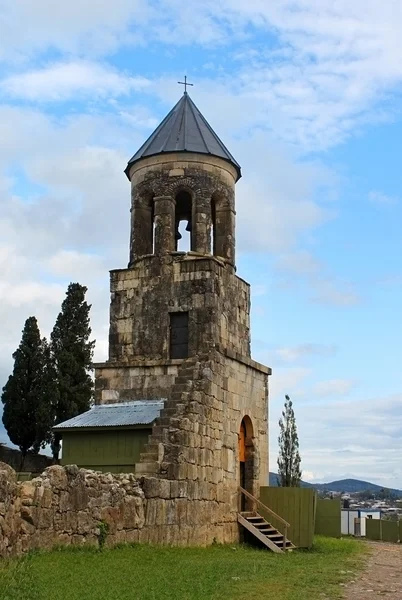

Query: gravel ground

[343,541,402,599]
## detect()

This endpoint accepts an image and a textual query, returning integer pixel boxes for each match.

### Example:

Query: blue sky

[0,1,401,487]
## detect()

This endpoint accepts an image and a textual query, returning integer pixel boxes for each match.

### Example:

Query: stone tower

[94,91,271,545]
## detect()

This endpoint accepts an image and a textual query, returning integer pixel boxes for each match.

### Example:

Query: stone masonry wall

[106,255,251,364]
[0,461,241,557]
[0,343,268,558]
[135,350,269,535]
[95,361,181,404]
[0,462,144,556]
[128,152,238,266]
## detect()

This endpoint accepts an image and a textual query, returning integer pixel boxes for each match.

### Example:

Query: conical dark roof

[124,93,241,181]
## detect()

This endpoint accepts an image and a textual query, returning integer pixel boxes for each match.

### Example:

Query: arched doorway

[239,416,255,511]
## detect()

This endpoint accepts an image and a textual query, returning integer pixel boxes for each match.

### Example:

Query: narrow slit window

[169,312,189,359]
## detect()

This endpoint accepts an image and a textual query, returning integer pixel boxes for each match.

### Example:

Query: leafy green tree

[277,394,302,487]
[378,487,396,501]
[51,283,95,460]
[1,317,56,467]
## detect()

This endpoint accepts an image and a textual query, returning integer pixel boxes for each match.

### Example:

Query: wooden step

[238,514,284,554]
[238,512,295,553]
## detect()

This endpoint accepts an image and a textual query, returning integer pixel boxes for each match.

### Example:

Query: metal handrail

[239,486,290,528]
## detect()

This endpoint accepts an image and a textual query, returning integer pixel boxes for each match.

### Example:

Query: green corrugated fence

[366,519,381,540]
[315,499,341,538]
[366,518,400,543]
[259,487,316,548]
[17,472,33,482]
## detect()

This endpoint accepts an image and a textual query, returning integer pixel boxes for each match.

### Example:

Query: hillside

[269,473,402,497]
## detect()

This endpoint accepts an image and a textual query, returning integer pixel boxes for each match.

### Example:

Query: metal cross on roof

[178,75,193,94]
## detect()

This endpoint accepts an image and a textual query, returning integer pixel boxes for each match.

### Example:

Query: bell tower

[127,91,238,268]
[94,90,270,546]
[107,91,249,363]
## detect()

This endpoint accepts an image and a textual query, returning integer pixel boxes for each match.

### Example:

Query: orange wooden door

[239,421,246,463]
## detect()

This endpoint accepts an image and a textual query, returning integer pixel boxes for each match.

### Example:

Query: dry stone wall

[0,460,242,557]
[0,462,144,556]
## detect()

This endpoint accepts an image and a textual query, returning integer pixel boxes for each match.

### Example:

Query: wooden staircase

[238,487,296,553]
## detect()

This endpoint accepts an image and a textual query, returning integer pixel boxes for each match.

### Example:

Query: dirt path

[343,541,402,599]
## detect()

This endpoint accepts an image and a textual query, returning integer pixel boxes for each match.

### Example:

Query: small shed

[53,400,164,473]
[341,509,381,536]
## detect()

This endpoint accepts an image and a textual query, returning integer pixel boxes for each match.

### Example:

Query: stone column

[214,207,236,266]
[154,195,175,255]
[129,195,153,265]
[192,196,212,254]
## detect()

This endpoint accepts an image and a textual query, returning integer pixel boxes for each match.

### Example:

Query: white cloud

[274,251,323,276]
[311,280,361,306]
[2,2,402,147]
[221,1,402,147]
[233,136,334,253]
[0,0,152,61]
[369,190,399,206]
[0,107,130,398]
[312,379,356,398]
[271,393,402,487]
[270,247,361,308]
[47,250,106,279]
[269,367,312,400]
[301,470,316,482]
[275,344,338,363]
[1,62,151,102]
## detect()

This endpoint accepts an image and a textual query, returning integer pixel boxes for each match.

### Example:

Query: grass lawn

[0,536,367,600]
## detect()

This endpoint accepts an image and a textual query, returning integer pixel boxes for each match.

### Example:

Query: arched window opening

[211,195,217,256]
[150,197,155,254]
[175,190,192,252]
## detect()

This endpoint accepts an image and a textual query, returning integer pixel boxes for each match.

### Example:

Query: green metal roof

[53,400,165,430]
[124,92,241,181]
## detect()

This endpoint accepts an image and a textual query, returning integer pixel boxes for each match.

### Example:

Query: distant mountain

[269,473,402,497]
[269,472,313,488]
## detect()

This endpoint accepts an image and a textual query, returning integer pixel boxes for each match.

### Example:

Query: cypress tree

[51,283,95,460]
[1,317,55,467]
[277,394,302,487]
[33,338,59,452]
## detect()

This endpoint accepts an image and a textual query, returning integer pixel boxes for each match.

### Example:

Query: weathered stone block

[142,477,170,499]
[45,466,68,490]
[76,511,93,535]
[20,481,36,506]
